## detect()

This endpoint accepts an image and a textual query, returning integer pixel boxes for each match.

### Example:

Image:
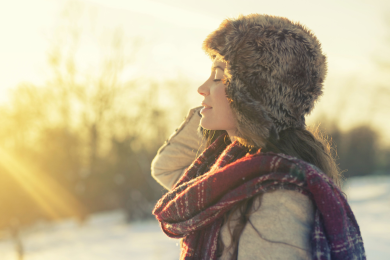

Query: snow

[0,212,180,260]
[1,175,389,260]
[343,175,390,259]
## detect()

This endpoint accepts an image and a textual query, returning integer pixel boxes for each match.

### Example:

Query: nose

[197,80,210,97]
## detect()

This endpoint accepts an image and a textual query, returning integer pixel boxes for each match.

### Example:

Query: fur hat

[202,14,327,147]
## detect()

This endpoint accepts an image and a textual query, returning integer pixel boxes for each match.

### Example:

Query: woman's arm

[151,106,204,190]
[240,190,314,259]
[219,190,314,260]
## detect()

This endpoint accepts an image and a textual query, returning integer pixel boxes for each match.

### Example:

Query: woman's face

[198,59,237,135]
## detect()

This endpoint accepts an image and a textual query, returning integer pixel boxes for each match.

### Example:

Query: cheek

[200,85,237,130]
[214,86,232,115]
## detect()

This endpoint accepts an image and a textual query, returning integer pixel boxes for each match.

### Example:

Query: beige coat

[151,107,314,260]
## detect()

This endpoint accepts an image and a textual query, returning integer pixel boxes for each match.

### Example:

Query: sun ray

[0,147,87,221]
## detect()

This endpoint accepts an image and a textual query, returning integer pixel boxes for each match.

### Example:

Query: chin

[200,117,216,131]
[200,117,221,130]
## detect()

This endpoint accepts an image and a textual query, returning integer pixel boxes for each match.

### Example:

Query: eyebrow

[212,65,225,71]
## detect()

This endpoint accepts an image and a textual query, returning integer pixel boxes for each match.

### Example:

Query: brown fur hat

[202,14,327,147]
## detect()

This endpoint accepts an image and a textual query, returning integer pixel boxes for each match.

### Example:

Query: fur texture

[202,14,327,147]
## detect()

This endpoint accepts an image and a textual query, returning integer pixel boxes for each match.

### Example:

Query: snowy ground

[342,175,390,259]
[1,175,389,260]
[0,213,180,260]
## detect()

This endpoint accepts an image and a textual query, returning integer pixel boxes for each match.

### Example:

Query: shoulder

[240,150,321,174]
[241,151,330,186]
[238,189,314,259]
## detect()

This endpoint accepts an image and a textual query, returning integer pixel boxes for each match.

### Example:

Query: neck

[226,129,239,143]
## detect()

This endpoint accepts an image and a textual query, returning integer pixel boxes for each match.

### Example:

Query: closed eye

[213,79,221,82]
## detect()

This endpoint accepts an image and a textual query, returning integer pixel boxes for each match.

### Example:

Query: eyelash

[213,79,221,82]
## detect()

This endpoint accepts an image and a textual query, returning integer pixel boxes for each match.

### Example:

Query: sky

[1,0,389,141]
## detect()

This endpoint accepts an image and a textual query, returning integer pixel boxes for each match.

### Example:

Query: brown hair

[200,125,343,258]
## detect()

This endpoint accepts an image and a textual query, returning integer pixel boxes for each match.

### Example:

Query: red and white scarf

[153,134,366,260]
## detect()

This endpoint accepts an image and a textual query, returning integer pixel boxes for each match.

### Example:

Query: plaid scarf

[153,134,366,260]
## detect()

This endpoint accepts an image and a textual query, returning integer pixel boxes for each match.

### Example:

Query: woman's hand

[151,106,204,190]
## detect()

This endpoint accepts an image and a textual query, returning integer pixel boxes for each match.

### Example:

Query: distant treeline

[0,77,192,234]
[0,76,389,236]
[319,123,390,178]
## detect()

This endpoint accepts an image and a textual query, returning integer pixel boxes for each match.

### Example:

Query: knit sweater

[151,107,314,259]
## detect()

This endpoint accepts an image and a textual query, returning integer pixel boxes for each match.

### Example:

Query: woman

[151,14,365,260]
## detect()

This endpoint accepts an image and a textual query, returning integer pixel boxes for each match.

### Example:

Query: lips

[200,102,212,115]
[201,102,212,108]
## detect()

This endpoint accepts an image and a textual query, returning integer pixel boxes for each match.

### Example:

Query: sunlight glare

[0,147,86,221]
